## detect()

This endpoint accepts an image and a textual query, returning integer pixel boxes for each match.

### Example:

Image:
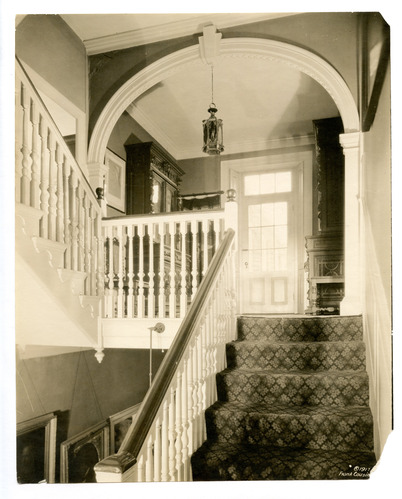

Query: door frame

[221,150,313,314]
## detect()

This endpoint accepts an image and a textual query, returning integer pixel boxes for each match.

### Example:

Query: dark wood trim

[95,228,235,475]
[360,14,390,132]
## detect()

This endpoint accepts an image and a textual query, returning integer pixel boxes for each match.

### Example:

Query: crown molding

[84,13,297,55]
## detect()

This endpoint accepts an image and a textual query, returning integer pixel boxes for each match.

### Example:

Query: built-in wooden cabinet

[306,117,345,314]
[124,142,184,215]
[305,232,344,314]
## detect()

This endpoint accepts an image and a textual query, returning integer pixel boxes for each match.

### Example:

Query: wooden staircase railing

[102,210,225,320]
[15,57,103,299]
[95,228,237,482]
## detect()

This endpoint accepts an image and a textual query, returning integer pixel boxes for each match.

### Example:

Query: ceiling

[61,14,340,160]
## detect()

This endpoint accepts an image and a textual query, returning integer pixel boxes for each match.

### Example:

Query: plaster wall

[15,15,87,113]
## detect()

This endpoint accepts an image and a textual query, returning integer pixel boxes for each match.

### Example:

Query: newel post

[94,451,136,483]
[224,188,238,235]
[88,161,108,217]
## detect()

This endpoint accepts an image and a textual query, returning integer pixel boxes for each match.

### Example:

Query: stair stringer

[15,210,100,349]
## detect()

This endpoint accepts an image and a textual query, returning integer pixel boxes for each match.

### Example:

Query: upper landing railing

[101,190,238,320]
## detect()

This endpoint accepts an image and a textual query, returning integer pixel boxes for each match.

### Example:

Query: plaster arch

[87,36,362,315]
[87,37,360,166]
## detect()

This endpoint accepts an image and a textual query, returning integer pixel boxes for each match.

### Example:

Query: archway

[87,37,362,315]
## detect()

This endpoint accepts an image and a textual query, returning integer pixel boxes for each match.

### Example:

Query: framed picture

[60,422,110,483]
[17,412,57,484]
[108,403,141,454]
[360,13,390,132]
[105,149,126,212]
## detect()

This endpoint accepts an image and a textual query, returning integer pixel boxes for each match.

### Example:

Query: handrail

[95,228,235,477]
[102,207,224,224]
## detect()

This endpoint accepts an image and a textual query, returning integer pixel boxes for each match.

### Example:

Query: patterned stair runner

[191,315,377,480]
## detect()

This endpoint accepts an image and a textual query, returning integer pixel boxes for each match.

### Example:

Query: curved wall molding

[88,37,360,166]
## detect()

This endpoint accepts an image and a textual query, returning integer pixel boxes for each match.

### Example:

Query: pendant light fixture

[202,65,224,155]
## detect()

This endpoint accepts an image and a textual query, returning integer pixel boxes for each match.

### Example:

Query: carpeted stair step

[216,368,370,407]
[191,314,376,480]
[238,315,363,342]
[226,340,366,372]
[204,401,374,452]
[191,441,377,481]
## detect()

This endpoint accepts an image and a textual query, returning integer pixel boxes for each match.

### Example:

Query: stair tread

[229,339,365,345]
[207,400,373,417]
[219,367,368,376]
[191,441,376,481]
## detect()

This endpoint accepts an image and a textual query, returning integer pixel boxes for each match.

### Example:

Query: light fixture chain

[211,65,214,103]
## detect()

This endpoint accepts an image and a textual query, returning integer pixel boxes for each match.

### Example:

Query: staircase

[15,206,100,350]
[191,315,377,480]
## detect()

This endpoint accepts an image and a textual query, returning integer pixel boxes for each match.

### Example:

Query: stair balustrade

[15,58,102,299]
[95,228,237,482]
[102,210,225,319]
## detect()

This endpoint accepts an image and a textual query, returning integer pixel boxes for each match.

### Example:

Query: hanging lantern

[202,67,224,155]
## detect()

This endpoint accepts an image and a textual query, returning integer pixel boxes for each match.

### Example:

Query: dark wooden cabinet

[124,142,184,215]
[313,117,344,233]
[306,117,345,314]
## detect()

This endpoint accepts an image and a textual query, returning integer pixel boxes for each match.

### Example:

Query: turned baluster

[39,119,49,239]
[136,454,145,482]
[126,224,134,318]
[179,221,187,317]
[174,370,183,481]
[145,434,153,482]
[94,211,104,298]
[55,144,65,243]
[202,219,209,276]
[47,132,57,241]
[181,355,190,481]
[69,171,79,270]
[88,203,97,296]
[105,225,114,317]
[211,289,219,376]
[168,386,176,481]
[82,193,91,294]
[206,298,216,406]
[30,100,41,209]
[15,81,23,203]
[161,400,169,482]
[158,222,166,318]
[63,161,71,269]
[198,320,208,443]
[186,343,196,458]
[191,335,201,450]
[77,183,86,272]
[168,221,176,318]
[136,224,144,318]
[20,84,32,206]
[116,224,124,317]
[154,416,162,481]
[190,220,198,300]
[148,223,155,318]
[213,216,221,253]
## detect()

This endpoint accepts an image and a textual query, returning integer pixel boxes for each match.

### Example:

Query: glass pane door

[240,170,297,313]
